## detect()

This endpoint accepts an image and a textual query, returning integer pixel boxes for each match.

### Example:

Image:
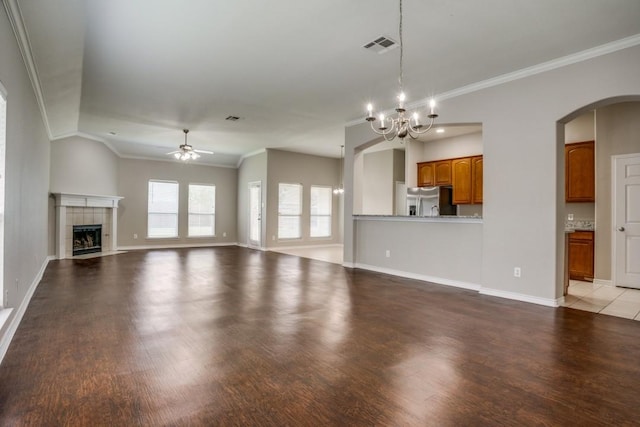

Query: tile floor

[269,245,344,265]
[563,280,640,320]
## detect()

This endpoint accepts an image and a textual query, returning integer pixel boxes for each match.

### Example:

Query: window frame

[310,185,332,238]
[278,182,303,240]
[188,183,216,238]
[147,180,180,239]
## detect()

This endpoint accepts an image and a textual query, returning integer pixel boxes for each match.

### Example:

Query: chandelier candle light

[365,0,438,141]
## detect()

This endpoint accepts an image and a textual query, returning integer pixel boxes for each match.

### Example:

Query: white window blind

[310,186,332,237]
[278,183,302,239]
[188,184,215,237]
[148,181,179,238]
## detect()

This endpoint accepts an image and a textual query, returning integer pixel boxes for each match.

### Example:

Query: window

[188,184,215,237]
[148,180,179,238]
[278,183,302,239]
[310,186,332,237]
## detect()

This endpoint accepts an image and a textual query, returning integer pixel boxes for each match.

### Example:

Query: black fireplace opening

[73,224,102,256]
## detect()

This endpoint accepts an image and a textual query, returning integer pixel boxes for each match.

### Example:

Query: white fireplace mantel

[52,193,124,259]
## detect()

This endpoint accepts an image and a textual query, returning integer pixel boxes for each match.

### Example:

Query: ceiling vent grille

[225,116,240,121]
[363,36,398,54]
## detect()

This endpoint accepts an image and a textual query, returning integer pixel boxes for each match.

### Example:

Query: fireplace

[73,224,102,256]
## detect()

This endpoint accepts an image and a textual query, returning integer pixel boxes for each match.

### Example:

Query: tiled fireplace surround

[53,193,123,259]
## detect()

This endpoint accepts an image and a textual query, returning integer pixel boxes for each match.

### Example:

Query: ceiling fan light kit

[167,129,213,161]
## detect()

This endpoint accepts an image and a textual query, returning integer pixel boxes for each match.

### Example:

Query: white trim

[354,263,481,291]
[593,279,614,287]
[2,0,53,139]
[479,287,560,308]
[0,256,54,365]
[237,148,267,168]
[345,33,640,128]
[342,262,355,269]
[118,242,237,251]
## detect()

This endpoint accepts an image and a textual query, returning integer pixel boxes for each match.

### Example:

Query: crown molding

[236,148,266,168]
[345,33,640,128]
[2,0,54,140]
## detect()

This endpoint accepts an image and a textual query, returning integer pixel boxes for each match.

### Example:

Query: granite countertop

[565,219,595,231]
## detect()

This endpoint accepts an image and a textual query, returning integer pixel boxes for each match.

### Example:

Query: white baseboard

[0,255,54,365]
[118,242,238,251]
[479,287,560,307]
[354,263,481,291]
[593,279,613,287]
[342,262,355,269]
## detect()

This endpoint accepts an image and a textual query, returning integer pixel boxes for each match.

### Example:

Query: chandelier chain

[399,0,403,93]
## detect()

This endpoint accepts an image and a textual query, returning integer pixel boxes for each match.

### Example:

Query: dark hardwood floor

[1,247,639,426]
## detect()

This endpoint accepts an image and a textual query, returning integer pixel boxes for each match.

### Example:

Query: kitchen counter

[354,214,483,224]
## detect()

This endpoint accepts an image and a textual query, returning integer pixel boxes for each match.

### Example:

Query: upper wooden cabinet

[417,162,435,187]
[452,157,473,204]
[472,156,483,204]
[434,160,452,186]
[565,141,595,202]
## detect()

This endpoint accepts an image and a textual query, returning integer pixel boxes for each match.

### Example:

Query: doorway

[248,181,262,249]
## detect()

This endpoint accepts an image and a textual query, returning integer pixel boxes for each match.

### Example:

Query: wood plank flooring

[1,247,640,426]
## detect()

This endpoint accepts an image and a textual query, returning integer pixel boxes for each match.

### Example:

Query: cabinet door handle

[618,226,625,232]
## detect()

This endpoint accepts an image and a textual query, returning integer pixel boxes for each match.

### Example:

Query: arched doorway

[557,95,640,318]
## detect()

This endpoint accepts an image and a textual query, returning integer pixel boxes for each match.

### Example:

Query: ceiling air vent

[225,116,240,121]
[363,36,398,54]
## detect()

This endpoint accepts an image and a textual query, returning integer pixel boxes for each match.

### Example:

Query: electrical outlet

[133,233,138,239]
[568,214,574,221]
[223,232,227,237]
[15,278,19,291]
[385,250,391,258]
[514,267,521,278]
[4,289,8,305]
[272,235,275,241]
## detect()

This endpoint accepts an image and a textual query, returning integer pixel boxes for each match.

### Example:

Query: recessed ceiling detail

[363,36,398,54]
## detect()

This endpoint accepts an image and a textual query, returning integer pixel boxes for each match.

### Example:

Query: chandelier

[365,0,438,141]
[333,145,344,195]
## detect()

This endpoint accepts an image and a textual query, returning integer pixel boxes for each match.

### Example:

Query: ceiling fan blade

[166,150,179,155]
[194,149,214,154]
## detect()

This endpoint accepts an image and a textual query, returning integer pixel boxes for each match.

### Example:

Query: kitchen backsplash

[566,219,595,230]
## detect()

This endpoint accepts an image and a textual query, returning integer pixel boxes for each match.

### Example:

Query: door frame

[248,181,263,249]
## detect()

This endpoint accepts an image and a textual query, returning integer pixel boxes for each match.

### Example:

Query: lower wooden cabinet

[568,230,594,281]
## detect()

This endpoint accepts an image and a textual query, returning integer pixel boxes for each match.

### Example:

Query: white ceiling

[12,0,640,166]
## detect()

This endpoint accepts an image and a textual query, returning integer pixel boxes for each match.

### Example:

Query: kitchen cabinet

[434,160,452,186]
[472,156,483,204]
[417,162,435,187]
[565,141,595,202]
[452,157,473,204]
[568,230,594,281]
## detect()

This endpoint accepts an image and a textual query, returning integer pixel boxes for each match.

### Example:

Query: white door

[613,153,640,289]
[248,181,262,248]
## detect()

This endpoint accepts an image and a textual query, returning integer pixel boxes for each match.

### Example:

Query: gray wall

[594,102,640,281]
[237,151,267,247]
[50,136,119,195]
[363,150,394,214]
[422,131,483,161]
[265,149,340,248]
[345,43,640,304]
[0,6,51,321]
[117,158,237,248]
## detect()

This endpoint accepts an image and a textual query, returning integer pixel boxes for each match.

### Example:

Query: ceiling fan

[166,129,213,161]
